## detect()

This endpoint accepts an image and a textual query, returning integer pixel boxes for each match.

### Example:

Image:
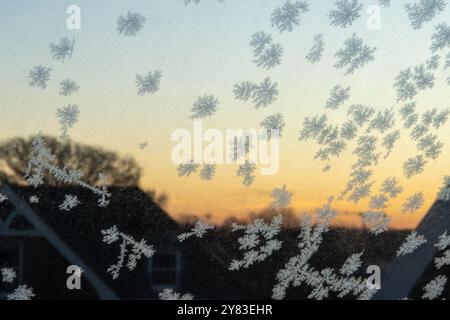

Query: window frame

[148,250,181,292]
[0,239,24,298]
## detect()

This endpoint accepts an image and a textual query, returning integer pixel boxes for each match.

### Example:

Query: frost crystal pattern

[59,79,79,96]
[271,1,309,33]
[56,104,79,140]
[397,231,427,256]
[49,37,75,62]
[28,66,51,89]
[405,0,447,30]
[230,215,283,270]
[335,34,376,75]
[191,95,219,119]
[178,220,215,241]
[136,71,162,96]
[102,225,155,279]
[117,12,146,36]
[328,0,363,28]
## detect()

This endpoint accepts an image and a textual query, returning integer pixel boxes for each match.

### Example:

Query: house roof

[0,184,180,299]
[374,199,450,300]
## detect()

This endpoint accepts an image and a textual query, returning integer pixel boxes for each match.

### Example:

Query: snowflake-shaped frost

[1,268,16,283]
[273,198,376,300]
[29,195,39,204]
[102,225,155,279]
[413,64,435,90]
[329,0,363,28]
[178,220,215,242]
[369,194,389,210]
[159,289,193,300]
[230,215,283,270]
[59,194,80,212]
[437,176,450,201]
[59,79,79,96]
[255,43,283,69]
[432,109,450,128]
[234,78,279,109]
[405,0,447,30]
[402,192,424,213]
[233,81,256,102]
[139,141,149,150]
[367,108,395,134]
[177,160,200,177]
[136,71,162,95]
[348,104,375,127]
[435,231,450,251]
[28,65,51,89]
[250,32,283,69]
[394,68,417,102]
[339,252,364,276]
[399,102,417,126]
[24,135,111,206]
[421,109,437,126]
[382,131,400,158]
[326,85,350,110]
[434,231,450,269]
[250,31,273,55]
[299,114,328,141]
[236,161,256,187]
[431,22,450,52]
[117,12,146,36]
[380,177,403,198]
[199,164,216,181]
[339,168,373,202]
[403,155,427,178]
[191,95,219,119]
[7,285,35,300]
[361,211,391,235]
[434,250,450,269]
[340,120,358,141]
[397,231,427,256]
[348,182,373,203]
[253,78,279,109]
[49,37,75,62]
[410,123,429,141]
[422,275,447,300]
[352,135,379,169]
[426,55,440,70]
[306,34,325,63]
[270,185,292,209]
[260,113,285,139]
[251,81,278,109]
[0,193,7,203]
[418,134,443,159]
[271,1,309,33]
[56,104,79,140]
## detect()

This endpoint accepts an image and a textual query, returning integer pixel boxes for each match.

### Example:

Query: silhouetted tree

[0,135,142,186]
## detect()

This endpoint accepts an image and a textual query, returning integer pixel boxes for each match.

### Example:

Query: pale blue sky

[1,0,445,145]
[1,1,449,226]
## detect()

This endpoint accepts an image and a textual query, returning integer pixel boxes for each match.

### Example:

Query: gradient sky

[1,0,450,229]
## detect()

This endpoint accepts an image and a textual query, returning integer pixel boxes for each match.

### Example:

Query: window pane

[152,254,176,269]
[151,270,177,285]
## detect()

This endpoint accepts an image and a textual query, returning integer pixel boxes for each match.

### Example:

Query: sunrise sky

[1,0,450,229]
